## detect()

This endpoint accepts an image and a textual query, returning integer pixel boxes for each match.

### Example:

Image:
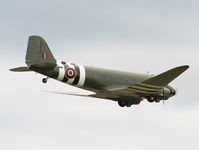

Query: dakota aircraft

[10,36,189,107]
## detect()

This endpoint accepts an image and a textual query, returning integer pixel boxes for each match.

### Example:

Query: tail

[25,36,56,70]
[10,36,57,72]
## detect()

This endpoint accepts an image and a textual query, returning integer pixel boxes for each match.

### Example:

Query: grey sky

[0,0,199,150]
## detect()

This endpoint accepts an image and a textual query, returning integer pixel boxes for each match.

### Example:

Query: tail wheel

[42,78,47,83]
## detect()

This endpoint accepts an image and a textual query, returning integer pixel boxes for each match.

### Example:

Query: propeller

[162,100,165,105]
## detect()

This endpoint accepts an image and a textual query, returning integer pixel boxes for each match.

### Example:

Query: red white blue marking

[65,67,77,79]
[41,52,48,60]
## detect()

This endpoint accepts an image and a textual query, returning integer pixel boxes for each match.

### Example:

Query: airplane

[10,36,189,107]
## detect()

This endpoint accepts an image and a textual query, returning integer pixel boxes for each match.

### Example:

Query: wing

[90,65,190,100]
[44,90,120,100]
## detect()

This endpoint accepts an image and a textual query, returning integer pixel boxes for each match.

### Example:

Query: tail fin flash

[26,36,56,70]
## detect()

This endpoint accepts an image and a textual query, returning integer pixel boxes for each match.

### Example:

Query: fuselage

[83,66,152,92]
[31,61,154,93]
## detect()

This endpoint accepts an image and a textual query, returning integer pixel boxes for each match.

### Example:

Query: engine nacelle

[161,87,171,100]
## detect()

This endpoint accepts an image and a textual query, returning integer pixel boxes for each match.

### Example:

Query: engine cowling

[162,87,171,100]
[155,86,176,101]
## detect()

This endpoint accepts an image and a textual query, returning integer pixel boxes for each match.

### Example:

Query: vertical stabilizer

[25,36,56,69]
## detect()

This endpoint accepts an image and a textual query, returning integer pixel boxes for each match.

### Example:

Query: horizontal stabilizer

[9,67,32,72]
[142,65,189,86]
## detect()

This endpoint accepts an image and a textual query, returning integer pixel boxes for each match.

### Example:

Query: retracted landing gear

[118,101,133,107]
[118,101,126,107]
[147,96,160,103]
[42,77,49,83]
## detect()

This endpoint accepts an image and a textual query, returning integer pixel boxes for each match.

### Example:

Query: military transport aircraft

[10,36,189,107]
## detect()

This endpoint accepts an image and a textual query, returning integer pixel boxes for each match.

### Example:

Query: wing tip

[177,65,189,71]
[181,65,189,68]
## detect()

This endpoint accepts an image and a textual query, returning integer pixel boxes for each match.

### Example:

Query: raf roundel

[65,67,77,79]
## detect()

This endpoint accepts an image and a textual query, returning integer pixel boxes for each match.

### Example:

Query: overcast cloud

[0,0,198,150]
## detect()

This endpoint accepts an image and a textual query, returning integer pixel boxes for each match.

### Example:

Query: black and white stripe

[63,64,69,82]
[72,65,80,85]
[56,61,86,87]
